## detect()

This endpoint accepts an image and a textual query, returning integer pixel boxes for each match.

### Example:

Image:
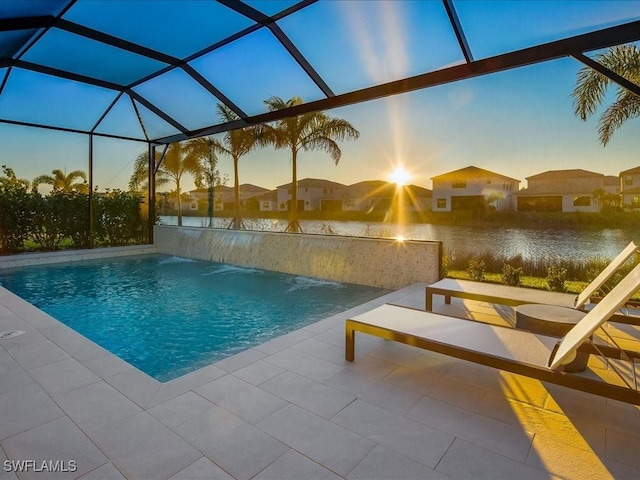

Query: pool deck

[1,282,640,480]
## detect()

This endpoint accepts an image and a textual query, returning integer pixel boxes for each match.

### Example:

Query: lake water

[160,216,639,263]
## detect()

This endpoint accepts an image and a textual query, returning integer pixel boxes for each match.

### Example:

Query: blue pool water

[0,254,389,381]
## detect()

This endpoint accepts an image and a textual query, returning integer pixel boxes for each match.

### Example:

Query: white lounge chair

[346,262,640,405]
[426,242,639,324]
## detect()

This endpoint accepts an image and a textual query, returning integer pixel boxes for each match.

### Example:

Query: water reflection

[159,216,638,263]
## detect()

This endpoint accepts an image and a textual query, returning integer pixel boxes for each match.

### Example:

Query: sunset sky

[0,0,638,192]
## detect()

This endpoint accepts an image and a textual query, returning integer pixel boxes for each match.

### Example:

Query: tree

[129,149,171,217]
[0,165,30,189]
[208,104,261,229]
[185,136,228,227]
[572,44,640,145]
[32,169,88,193]
[130,144,201,226]
[156,142,202,226]
[262,96,360,232]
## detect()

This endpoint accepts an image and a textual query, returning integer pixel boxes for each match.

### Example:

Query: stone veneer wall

[0,245,158,269]
[154,226,442,290]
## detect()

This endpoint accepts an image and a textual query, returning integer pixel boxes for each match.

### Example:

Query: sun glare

[389,166,411,186]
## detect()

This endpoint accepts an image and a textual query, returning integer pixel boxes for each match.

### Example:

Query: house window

[437,198,446,208]
[287,189,292,194]
[452,181,466,188]
[625,175,633,186]
[190,201,198,210]
[573,196,591,207]
[632,196,640,208]
[262,202,269,209]
[279,201,287,209]
[486,178,491,184]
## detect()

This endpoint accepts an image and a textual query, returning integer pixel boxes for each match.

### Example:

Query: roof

[431,166,519,183]
[0,2,637,144]
[255,190,278,201]
[526,169,604,181]
[237,183,270,193]
[620,166,640,176]
[277,178,346,189]
[406,185,432,197]
[604,175,620,186]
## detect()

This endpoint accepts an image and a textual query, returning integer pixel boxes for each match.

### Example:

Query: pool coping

[0,256,425,409]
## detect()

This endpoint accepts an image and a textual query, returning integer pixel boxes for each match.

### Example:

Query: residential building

[276,178,346,211]
[257,190,278,211]
[620,166,640,209]
[342,181,395,212]
[515,169,604,212]
[431,166,519,212]
[343,180,432,212]
[189,184,270,211]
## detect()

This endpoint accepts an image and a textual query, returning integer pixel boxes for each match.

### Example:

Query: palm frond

[598,92,640,145]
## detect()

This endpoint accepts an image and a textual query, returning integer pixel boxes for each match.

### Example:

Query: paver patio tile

[54,381,142,433]
[264,348,343,382]
[78,462,126,480]
[88,412,201,480]
[174,405,288,480]
[257,404,375,476]
[1,417,106,480]
[347,445,447,480]
[232,359,285,386]
[0,384,63,440]
[408,396,534,462]
[436,438,551,480]
[252,449,342,480]
[261,371,356,418]
[195,374,287,424]
[168,457,233,480]
[148,391,215,429]
[28,357,100,397]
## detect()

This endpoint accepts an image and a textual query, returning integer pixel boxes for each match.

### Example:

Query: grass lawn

[447,270,587,294]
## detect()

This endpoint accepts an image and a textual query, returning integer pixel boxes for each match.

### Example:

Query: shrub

[501,263,523,286]
[0,169,34,254]
[94,190,144,246]
[546,263,567,292]
[467,256,485,281]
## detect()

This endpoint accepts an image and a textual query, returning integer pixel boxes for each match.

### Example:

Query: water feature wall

[154,226,442,290]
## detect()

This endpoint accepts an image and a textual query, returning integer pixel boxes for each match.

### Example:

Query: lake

[160,216,639,263]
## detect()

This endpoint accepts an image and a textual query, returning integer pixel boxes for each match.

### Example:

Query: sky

[0,0,638,193]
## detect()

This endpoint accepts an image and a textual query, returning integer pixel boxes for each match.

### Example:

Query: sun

[389,166,411,186]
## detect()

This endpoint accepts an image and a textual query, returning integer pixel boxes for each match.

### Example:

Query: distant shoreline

[170,209,640,233]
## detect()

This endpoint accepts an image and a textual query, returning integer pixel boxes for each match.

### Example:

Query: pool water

[0,254,389,381]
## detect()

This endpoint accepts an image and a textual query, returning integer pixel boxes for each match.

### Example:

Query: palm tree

[185,136,227,227]
[156,142,202,226]
[32,169,88,193]
[208,104,261,229]
[263,96,360,232]
[129,150,171,194]
[572,44,640,145]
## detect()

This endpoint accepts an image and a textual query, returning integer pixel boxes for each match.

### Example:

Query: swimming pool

[0,254,389,381]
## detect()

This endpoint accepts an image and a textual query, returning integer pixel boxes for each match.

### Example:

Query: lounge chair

[426,241,639,324]
[346,262,640,405]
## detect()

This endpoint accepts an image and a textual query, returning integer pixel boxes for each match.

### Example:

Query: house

[620,166,640,209]
[276,178,346,211]
[257,190,278,211]
[431,166,519,212]
[405,185,433,211]
[343,180,432,212]
[515,169,604,212]
[342,181,395,212]
[189,184,270,211]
